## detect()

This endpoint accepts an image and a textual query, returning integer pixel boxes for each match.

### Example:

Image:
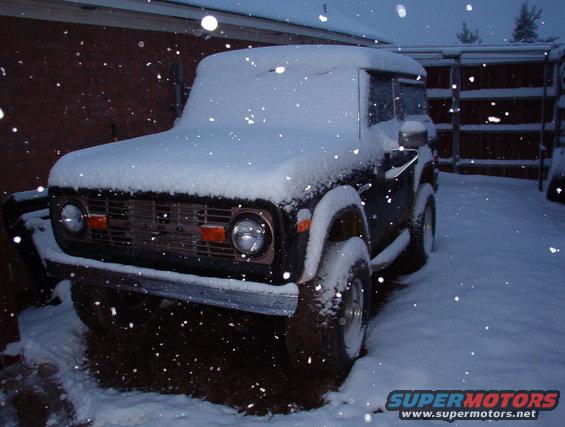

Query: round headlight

[230,217,268,256]
[60,203,85,235]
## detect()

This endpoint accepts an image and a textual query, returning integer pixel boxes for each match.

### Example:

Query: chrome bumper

[31,219,298,316]
[46,260,298,316]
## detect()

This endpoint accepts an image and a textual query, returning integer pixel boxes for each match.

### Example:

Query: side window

[368,74,395,126]
[400,83,428,116]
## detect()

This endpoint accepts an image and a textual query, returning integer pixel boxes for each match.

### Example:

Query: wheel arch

[299,186,370,283]
[413,146,436,192]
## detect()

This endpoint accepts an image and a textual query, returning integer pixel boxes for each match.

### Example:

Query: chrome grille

[84,197,235,260]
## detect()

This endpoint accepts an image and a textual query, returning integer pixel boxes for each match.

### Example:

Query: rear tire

[394,183,436,274]
[71,282,160,335]
[285,237,371,375]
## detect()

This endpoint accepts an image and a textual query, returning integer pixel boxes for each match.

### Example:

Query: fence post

[444,50,462,173]
[538,52,550,191]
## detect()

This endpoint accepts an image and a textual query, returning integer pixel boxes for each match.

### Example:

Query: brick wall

[0,16,260,197]
[0,215,19,361]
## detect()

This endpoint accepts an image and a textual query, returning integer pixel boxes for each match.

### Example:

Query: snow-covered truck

[31,45,438,373]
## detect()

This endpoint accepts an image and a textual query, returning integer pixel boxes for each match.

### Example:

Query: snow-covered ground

[8,172,565,426]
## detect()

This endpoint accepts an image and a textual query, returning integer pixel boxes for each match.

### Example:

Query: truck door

[358,72,401,248]
[382,148,418,230]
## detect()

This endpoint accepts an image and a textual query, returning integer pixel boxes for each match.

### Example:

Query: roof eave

[59,0,391,45]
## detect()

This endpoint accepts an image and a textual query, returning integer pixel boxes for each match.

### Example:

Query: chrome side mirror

[399,121,428,148]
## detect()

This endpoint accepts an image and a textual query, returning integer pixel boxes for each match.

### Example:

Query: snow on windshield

[179,54,360,142]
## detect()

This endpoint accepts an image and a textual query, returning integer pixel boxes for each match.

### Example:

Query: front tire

[285,237,372,375]
[394,183,436,273]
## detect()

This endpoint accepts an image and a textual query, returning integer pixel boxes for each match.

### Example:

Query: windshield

[179,62,360,141]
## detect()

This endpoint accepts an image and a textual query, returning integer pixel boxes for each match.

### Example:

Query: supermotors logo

[386,390,559,422]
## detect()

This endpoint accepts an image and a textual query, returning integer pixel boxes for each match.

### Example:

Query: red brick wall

[0,15,261,197]
[0,214,19,361]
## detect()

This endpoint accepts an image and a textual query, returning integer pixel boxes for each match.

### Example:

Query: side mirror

[399,121,428,148]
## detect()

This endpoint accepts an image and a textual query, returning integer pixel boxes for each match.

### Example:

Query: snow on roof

[171,0,390,43]
[195,45,425,77]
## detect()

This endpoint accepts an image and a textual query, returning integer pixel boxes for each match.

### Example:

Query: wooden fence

[394,44,564,182]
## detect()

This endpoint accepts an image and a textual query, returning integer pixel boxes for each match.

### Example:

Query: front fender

[298,186,369,283]
[413,145,435,191]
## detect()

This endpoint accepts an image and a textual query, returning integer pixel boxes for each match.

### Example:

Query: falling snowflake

[319,14,328,22]
[201,15,218,31]
[13,236,22,244]
[396,4,407,18]
[466,4,473,11]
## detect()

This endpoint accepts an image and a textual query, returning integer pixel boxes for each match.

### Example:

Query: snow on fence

[389,44,565,181]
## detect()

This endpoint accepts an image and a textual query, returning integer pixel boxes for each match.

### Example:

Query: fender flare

[299,186,370,283]
[413,145,435,191]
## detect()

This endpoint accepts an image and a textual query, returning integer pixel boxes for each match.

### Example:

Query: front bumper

[29,218,298,316]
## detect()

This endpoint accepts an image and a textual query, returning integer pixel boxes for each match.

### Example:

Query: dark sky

[183,0,563,45]
[338,0,564,45]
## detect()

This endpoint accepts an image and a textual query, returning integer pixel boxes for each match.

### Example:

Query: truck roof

[197,45,426,78]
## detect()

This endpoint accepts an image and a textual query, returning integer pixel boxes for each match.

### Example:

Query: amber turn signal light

[296,218,311,233]
[200,225,227,242]
[87,214,108,230]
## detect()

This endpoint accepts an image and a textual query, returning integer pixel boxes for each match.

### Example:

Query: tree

[511,2,557,43]
[456,22,482,44]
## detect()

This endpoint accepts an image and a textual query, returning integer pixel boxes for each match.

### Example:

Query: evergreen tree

[511,2,557,43]
[456,22,482,44]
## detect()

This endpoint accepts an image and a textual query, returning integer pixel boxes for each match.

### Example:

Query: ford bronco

[41,45,438,373]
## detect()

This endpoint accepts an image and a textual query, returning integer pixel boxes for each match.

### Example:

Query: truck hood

[48,127,380,205]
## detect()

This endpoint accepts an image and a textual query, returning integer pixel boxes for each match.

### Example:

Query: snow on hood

[48,127,380,205]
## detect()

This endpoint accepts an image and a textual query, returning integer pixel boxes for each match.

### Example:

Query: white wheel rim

[342,278,364,358]
[423,205,434,255]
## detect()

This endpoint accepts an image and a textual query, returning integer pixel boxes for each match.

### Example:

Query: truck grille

[83,197,236,260]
